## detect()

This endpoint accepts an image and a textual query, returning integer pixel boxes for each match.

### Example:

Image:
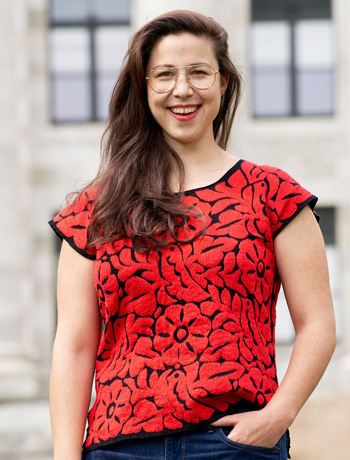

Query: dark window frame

[49,2,130,123]
[251,0,333,118]
[315,206,336,245]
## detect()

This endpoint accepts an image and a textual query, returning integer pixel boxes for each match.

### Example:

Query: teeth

[170,106,198,114]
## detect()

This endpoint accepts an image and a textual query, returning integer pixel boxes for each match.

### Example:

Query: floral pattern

[49,160,318,452]
[154,303,211,366]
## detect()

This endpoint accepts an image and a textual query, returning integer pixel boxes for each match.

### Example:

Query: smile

[169,106,200,115]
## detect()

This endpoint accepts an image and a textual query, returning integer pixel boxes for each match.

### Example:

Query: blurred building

[0,0,349,459]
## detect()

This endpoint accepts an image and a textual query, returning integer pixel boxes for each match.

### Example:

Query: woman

[49,10,336,460]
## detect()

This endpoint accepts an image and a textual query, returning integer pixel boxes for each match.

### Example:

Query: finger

[211,415,239,427]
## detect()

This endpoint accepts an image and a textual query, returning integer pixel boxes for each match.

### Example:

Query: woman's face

[146,33,227,150]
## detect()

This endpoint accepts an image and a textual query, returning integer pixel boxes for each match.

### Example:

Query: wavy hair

[80,10,242,252]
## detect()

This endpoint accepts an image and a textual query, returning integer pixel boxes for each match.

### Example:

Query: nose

[172,73,193,97]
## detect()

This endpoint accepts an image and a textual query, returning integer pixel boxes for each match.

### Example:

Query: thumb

[211,414,240,427]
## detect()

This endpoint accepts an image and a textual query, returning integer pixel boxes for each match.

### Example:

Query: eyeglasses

[146,64,219,93]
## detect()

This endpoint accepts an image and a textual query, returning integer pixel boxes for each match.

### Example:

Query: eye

[188,66,211,77]
[153,69,176,79]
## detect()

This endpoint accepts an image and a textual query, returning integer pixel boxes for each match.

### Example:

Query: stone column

[0,0,42,401]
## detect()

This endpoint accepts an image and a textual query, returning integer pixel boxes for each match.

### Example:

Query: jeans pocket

[215,426,281,455]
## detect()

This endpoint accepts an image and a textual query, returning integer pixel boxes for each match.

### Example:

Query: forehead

[147,33,217,70]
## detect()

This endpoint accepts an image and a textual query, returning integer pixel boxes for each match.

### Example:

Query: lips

[169,106,199,115]
[168,105,201,121]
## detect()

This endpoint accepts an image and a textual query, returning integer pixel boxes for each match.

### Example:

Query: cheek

[208,91,223,117]
[209,81,223,104]
[147,91,162,121]
[149,103,170,134]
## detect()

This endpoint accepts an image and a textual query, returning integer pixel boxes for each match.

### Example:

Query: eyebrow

[151,62,210,71]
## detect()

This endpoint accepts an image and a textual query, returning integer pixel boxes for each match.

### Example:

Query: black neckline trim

[183,159,244,195]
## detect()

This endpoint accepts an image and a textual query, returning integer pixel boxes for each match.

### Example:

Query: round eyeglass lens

[147,64,217,93]
[187,64,216,89]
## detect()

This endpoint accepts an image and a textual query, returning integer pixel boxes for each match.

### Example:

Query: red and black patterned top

[49,159,318,452]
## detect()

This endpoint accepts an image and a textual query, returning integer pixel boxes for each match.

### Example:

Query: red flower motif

[154,304,211,366]
[238,366,277,407]
[87,380,132,443]
[241,179,267,217]
[161,249,211,303]
[208,205,263,241]
[95,257,120,319]
[123,399,167,434]
[124,364,208,427]
[124,314,154,351]
[193,361,245,400]
[96,318,129,384]
[266,169,307,235]
[200,311,241,362]
[237,239,274,304]
[53,191,96,256]
[111,245,151,281]
[159,364,216,423]
[128,336,165,377]
[239,298,274,369]
[191,235,238,269]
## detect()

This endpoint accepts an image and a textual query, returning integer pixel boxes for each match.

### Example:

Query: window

[251,0,334,117]
[49,0,130,123]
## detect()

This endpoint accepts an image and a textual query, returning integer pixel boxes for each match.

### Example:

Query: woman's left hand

[210,407,288,448]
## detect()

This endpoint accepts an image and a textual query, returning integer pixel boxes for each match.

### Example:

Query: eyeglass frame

[145,63,220,93]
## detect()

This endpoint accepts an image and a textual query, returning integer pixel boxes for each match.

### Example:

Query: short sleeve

[265,167,319,239]
[49,190,97,260]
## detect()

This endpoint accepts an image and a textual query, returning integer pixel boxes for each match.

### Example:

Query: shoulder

[49,187,99,260]
[55,188,97,219]
[238,160,312,197]
[51,188,99,229]
[240,159,296,182]
[238,159,318,238]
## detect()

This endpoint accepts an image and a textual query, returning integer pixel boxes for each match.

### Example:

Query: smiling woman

[48,9,336,460]
[145,33,227,150]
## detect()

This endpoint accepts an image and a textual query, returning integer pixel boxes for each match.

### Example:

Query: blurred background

[0,0,349,459]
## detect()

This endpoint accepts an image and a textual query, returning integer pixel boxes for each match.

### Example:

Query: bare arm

[261,205,336,426]
[212,205,336,447]
[50,240,101,460]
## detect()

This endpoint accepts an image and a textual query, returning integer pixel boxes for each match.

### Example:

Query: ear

[220,73,229,95]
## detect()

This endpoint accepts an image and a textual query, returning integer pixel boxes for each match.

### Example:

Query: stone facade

[0,1,349,458]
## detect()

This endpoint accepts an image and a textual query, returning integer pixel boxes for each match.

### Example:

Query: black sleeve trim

[48,219,96,261]
[273,195,319,240]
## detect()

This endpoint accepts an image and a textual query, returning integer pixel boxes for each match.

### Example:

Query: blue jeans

[82,427,289,459]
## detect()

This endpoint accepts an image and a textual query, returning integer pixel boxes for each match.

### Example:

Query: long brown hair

[80,10,242,252]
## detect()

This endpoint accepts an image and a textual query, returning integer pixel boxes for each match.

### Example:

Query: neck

[166,132,221,169]
[166,137,238,193]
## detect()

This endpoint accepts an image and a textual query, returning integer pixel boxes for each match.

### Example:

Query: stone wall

[0,0,349,458]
